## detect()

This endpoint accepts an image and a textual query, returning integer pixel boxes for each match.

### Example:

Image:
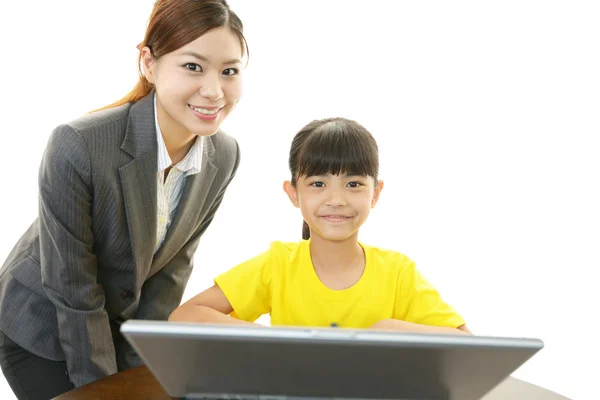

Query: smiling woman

[0,1,248,399]
[139,26,245,163]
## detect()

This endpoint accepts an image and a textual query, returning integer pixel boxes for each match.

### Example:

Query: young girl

[0,1,247,398]
[170,118,471,335]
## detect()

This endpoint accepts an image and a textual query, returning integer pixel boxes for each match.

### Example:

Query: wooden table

[53,366,570,400]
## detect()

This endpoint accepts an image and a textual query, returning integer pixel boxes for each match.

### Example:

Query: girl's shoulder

[360,242,415,270]
[257,241,311,268]
[267,240,306,255]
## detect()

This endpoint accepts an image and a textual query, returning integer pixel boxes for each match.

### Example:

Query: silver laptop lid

[121,320,543,400]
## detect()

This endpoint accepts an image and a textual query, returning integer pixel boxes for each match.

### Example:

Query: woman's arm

[39,125,116,386]
[169,285,262,327]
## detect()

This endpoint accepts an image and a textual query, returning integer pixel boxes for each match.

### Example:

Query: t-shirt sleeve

[214,248,272,322]
[393,259,465,328]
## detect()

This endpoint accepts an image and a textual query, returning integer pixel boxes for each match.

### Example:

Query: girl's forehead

[300,173,372,179]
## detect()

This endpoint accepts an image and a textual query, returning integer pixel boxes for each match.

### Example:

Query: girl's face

[141,26,243,139]
[284,173,384,243]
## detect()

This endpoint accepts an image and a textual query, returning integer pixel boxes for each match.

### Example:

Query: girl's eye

[184,63,202,72]
[310,182,324,188]
[347,182,362,188]
[222,68,239,76]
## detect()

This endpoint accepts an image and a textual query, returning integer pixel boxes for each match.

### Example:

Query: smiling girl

[170,118,471,336]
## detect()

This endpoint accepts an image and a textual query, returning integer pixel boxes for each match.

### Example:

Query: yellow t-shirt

[215,240,465,329]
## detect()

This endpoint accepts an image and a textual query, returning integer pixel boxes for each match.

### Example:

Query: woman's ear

[283,181,300,208]
[371,180,384,208]
[140,46,156,84]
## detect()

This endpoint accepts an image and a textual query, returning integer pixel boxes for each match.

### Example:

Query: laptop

[120,320,543,400]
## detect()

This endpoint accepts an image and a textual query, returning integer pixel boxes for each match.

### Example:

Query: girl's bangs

[296,124,378,179]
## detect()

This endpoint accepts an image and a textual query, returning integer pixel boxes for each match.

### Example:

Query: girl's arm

[168,285,263,327]
[370,319,472,335]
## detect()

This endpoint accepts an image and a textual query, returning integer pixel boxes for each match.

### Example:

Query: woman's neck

[162,130,196,166]
[156,102,197,165]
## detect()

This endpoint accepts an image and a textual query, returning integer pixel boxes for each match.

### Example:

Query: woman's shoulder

[204,129,241,178]
[206,129,239,160]
[208,129,238,149]
[61,103,132,136]
[43,104,132,161]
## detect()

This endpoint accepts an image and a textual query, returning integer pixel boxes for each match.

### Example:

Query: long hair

[288,118,379,239]
[95,0,248,111]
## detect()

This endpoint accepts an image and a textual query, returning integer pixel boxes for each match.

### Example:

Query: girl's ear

[283,181,300,208]
[371,180,384,208]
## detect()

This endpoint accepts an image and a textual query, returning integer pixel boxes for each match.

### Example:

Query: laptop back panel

[121,321,543,400]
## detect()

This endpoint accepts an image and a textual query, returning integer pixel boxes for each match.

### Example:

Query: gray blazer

[0,92,240,386]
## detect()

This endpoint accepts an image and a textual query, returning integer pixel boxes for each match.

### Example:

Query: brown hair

[95,0,247,111]
[288,118,380,240]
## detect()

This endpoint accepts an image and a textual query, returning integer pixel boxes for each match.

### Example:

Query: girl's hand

[369,319,471,335]
[369,319,396,330]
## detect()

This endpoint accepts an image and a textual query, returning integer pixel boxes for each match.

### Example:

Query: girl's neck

[308,233,364,271]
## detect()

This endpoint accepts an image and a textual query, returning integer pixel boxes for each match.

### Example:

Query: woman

[0,1,247,398]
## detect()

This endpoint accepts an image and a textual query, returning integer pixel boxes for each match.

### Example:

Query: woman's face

[142,27,244,139]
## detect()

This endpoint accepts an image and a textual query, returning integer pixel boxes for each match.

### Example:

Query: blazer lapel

[119,94,158,285]
[148,137,218,277]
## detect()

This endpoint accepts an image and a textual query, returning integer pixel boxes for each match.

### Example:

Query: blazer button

[121,290,134,300]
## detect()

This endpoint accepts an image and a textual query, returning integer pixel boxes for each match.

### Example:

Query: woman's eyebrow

[180,51,241,65]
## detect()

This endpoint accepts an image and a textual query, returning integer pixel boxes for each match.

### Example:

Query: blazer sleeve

[118,139,241,370]
[38,124,117,387]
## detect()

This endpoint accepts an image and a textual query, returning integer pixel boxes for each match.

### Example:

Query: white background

[0,1,598,399]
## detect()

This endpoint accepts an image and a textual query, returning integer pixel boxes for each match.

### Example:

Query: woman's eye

[222,68,239,76]
[184,63,202,72]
